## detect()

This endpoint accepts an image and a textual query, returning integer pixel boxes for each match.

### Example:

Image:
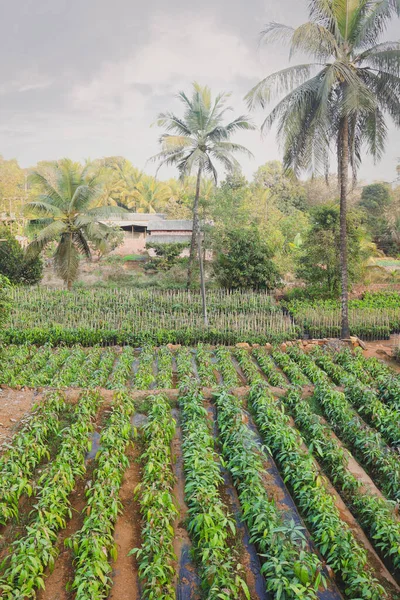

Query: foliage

[145,242,188,272]
[313,382,400,502]
[130,393,178,599]
[134,345,155,389]
[214,346,240,388]
[234,347,265,385]
[296,206,366,297]
[252,347,287,387]
[0,274,11,327]
[0,391,66,525]
[196,344,217,387]
[359,183,393,248]
[66,392,134,599]
[0,226,43,284]
[24,159,128,288]
[271,349,310,386]
[0,390,100,598]
[179,385,249,599]
[284,388,400,572]
[213,225,281,291]
[156,346,173,389]
[249,385,387,599]
[215,390,325,599]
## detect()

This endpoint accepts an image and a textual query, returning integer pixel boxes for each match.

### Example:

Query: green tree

[359,182,393,248]
[247,0,400,337]
[0,274,11,327]
[253,161,306,214]
[25,159,127,289]
[145,242,188,272]
[213,225,281,291]
[296,206,365,297]
[152,82,255,323]
[0,226,43,285]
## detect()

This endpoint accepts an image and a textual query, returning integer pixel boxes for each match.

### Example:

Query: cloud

[70,12,263,113]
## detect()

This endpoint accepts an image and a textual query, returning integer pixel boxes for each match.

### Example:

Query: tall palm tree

[247,0,400,338]
[152,83,255,314]
[25,159,127,289]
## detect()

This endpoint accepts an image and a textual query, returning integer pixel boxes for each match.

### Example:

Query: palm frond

[23,199,64,219]
[246,64,316,109]
[53,233,80,285]
[290,21,339,59]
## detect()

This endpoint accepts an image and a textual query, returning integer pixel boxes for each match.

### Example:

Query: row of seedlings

[87,348,117,388]
[284,389,400,573]
[0,391,66,525]
[176,347,197,387]
[131,393,178,599]
[27,347,72,387]
[271,349,310,386]
[285,346,330,385]
[252,347,287,387]
[248,385,387,599]
[66,391,135,598]
[134,346,155,389]
[179,385,249,599]
[156,346,174,389]
[0,345,32,386]
[285,347,400,447]
[314,383,400,502]
[214,389,326,599]
[52,346,88,387]
[234,347,265,385]
[68,347,104,387]
[0,390,101,598]
[214,346,240,388]
[196,344,218,387]
[106,346,135,389]
[12,345,53,387]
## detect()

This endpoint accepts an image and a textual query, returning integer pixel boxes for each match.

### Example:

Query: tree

[145,242,188,272]
[25,159,127,289]
[296,206,366,297]
[253,161,306,214]
[152,82,255,324]
[0,274,11,327]
[0,226,43,285]
[0,156,26,217]
[359,182,393,247]
[247,0,400,337]
[213,225,281,291]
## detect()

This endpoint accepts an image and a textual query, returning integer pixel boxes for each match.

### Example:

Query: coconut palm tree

[25,159,127,289]
[152,82,255,314]
[247,0,400,338]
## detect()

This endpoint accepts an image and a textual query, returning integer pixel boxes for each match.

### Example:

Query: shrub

[0,226,43,285]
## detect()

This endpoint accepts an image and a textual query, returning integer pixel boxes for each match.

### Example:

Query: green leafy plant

[196,344,217,387]
[252,347,287,387]
[215,346,240,388]
[66,391,134,598]
[156,346,174,389]
[215,389,325,599]
[0,390,101,598]
[234,347,265,385]
[249,385,387,600]
[271,350,310,387]
[130,393,178,599]
[106,346,134,389]
[134,346,155,390]
[0,391,66,525]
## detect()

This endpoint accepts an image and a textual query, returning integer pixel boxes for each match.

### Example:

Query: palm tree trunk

[339,116,350,339]
[197,225,209,326]
[187,165,202,289]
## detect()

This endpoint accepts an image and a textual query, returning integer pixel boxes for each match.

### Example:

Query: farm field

[0,344,399,599]
[3,288,400,346]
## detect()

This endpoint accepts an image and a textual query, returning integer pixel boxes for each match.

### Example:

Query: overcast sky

[1,0,399,183]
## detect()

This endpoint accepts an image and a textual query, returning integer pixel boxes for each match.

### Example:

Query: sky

[0,0,399,184]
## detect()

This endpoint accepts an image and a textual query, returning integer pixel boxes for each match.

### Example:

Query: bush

[213,225,281,291]
[145,242,188,272]
[0,227,43,285]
